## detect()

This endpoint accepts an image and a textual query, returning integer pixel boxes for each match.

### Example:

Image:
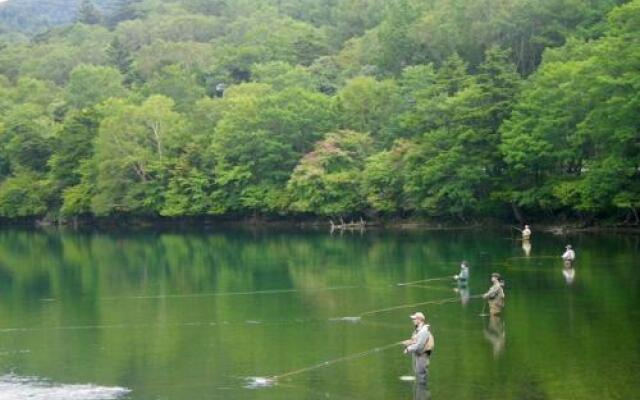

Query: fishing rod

[358,294,484,318]
[400,284,453,292]
[99,285,365,301]
[330,294,483,323]
[396,276,451,286]
[100,277,458,302]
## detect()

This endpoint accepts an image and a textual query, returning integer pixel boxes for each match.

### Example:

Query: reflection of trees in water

[0,229,637,400]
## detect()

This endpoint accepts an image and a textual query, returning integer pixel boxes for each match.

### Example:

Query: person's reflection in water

[453,261,470,306]
[483,315,505,357]
[562,266,576,285]
[454,282,470,306]
[414,382,432,400]
[522,239,531,257]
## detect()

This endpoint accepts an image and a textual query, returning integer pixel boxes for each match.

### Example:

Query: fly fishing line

[246,341,403,387]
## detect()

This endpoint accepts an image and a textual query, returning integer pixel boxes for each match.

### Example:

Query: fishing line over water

[246,341,403,388]
[99,285,364,301]
[83,276,451,302]
[358,295,483,318]
[396,276,451,286]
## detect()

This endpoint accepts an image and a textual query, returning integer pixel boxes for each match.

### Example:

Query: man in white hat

[402,312,432,385]
[562,244,576,268]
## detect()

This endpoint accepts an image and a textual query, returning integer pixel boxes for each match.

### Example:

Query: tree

[106,0,144,28]
[106,37,134,82]
[501,0,640,220]
[66,64,127,109]
[91,96,186,215]
[287,130,373,216]
[2,104,54,173]
[76,0,101,25]
[375,0,422,73]
[142,65,206,112]
[49,108,100,190]
[334,76,402,144]
[401,49,520,219]
[251,62,318,91]
[363,140,410,213]
[211,84,336,213]
[0,170,50,217]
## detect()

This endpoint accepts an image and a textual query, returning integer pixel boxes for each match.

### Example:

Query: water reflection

[0,229,637,400]
[522,239,531,257]
[483,315,505,357]
[414,383,431,400]
[563,267,576,285]
[454,283,469,306]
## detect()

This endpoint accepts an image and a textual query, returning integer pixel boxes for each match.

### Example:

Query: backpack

[424,331,435,354]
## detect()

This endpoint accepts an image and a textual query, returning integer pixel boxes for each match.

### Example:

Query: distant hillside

[0,0,113,35]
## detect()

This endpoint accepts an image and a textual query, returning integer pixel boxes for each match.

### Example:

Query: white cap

[410,312,425,321]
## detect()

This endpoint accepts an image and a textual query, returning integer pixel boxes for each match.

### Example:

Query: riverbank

[1,214,639,234]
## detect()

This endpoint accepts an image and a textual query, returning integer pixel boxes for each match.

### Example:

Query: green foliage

[251,62,317,91]
[77,0,102,25]
[49,108,101,189]
[0,0,636,223]
[288,130,373,216]
[211,85,336,213]
[363,140,410,213]
[501,0,640,218]
[335,76,402,143]
[0,170,50,217]
[66,64,127,108]
[142,64,206,111]
[91,95,186,215]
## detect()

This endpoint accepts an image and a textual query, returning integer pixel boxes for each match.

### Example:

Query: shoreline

[1,215,639,234]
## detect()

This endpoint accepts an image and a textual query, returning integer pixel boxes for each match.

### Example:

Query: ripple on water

[0,374,130,400]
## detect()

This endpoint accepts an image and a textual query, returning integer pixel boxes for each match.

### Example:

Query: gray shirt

[406,324,430,355]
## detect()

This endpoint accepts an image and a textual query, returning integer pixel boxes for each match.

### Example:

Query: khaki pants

[489,300,504,316]
[412,353,430,384]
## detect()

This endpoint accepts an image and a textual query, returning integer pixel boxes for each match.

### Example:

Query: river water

[0,228,638,399]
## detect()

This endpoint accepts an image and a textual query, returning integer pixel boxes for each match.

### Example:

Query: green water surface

[0,228,638,399]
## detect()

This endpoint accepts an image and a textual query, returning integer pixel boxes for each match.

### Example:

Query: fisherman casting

[562,244,576,268]
[453,261,469,283]
[482,273,505,316]
[402,312,433,385]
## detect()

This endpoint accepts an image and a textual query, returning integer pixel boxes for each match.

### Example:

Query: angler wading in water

[402,312,433,385]
[521,225,532,240]
[453,261,469,283]
[482,273,505,316]
[562,244,576,268]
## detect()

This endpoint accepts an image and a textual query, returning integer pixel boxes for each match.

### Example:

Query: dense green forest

[0,0,638,224]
